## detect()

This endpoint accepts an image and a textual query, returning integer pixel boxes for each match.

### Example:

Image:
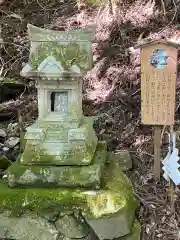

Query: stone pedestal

[8,141,106,189]
[20,117,98,166]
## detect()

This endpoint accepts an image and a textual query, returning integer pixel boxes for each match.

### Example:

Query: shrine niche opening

[50,91,69,114]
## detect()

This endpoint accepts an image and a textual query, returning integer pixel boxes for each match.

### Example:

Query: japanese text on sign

[141,71,175,125]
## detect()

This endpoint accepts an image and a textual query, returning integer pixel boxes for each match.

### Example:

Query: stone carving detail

[38,56,64,74]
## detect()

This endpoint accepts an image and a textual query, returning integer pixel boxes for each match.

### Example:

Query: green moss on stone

[83,159,138,219]
[81,156,139,240]
[0,182,84,213]
[30,42,90,73]
[2,152,138,221]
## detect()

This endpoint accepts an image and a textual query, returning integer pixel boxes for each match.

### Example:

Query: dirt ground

[1,0,180,239]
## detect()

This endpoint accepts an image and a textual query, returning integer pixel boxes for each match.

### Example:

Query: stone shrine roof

[21,24,96,79]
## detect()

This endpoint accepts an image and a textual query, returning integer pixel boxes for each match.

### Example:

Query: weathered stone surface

[0,226,7,239]
[3,157,138,221]
[107,150,132,171]
[7,141,106,189]
[120,219,141,240]
[0,210,58,240]
[55,214,88,238]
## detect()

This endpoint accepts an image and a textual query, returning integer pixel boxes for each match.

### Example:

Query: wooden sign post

[140,39,178,180]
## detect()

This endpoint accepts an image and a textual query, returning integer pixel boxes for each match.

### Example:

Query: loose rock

[6,137,20,148]
[107,150,132,171]
[2,147,9,153]
[55,214,89,239]
[0,211,58,240]
[0,129,7,139]
[85,211,133,240]
[14,145,20,150]
[6,149,20,162]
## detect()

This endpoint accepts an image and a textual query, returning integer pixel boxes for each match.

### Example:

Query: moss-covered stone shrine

[0,24,141,240]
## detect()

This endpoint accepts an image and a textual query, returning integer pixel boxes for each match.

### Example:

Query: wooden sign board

[140,40,178,125]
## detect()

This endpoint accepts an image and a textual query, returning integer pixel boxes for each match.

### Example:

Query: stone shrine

[4,24,141,240]
[8,24,104,189]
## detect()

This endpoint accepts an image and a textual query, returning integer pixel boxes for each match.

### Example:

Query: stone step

[7,142,107,189]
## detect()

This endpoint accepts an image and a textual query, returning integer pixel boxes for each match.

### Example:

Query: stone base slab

[7,142,107,189]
